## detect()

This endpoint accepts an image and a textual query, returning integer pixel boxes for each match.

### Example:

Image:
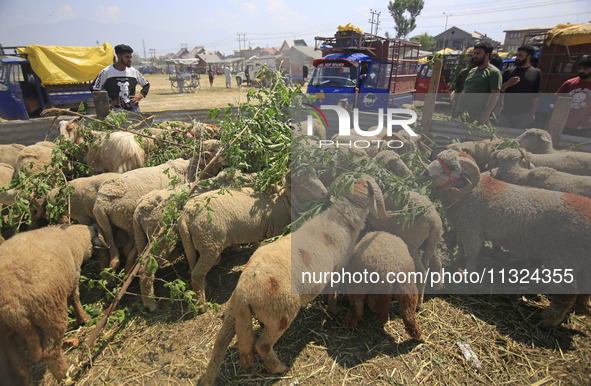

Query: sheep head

[339,175,393,219]
[58,121,84,144]
[489,148,533,170]
[424,149,480,196]
[516,128,553,153]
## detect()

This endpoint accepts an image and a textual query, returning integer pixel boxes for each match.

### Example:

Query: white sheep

[0,163,14,188]
[489,148,591,199]
[446,138,505,171]
[0,144,26,170]
[200,175,392,384]
[0,224,106,385]
[343,231,423,341]
[93,158,196,273]
[133,170,258,312]
[58,120,145,173]
[524,150,591,176]
[367,190,444,304]
[424,149,591,328]
[177,180,292,311]
[15,141,55,176]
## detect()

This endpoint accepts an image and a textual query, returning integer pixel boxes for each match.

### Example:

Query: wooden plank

[420,59,442,134]
[546,95,572,144]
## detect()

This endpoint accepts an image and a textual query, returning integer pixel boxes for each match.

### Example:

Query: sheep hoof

[239,348,256,369]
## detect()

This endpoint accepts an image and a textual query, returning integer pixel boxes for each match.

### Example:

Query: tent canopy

[545,23,591,46]
[17,42,113,86]
[165,58,202,65]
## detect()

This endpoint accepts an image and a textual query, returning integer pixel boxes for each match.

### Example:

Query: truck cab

[0,55,45,120]
[307,32,420,110]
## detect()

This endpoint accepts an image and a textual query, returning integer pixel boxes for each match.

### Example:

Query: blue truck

[0,43,113,120]
[306,32,420,110]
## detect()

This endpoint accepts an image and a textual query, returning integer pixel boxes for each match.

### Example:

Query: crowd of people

[451,42,591,137]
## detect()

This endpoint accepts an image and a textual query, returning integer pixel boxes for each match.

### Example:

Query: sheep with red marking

[423,149,591,328]
[200,175,393,385]
[0,224,106,385]
[343,231,423,342]
[446,138,505,171]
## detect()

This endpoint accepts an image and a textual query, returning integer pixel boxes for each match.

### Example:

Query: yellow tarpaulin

[545,23,591,46]
[17,42,114,86]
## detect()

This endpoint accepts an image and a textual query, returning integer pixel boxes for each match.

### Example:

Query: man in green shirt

[454,42,502,124]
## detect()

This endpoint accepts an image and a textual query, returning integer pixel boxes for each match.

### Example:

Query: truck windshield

[309,65,358,88]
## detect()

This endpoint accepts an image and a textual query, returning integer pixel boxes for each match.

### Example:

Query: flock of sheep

[0,117,590,385]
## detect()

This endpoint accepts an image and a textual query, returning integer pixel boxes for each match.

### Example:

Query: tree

[414,32,436,52]
[388,0,424,39]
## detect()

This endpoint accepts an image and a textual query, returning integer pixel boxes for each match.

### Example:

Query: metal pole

[442,12,451,55]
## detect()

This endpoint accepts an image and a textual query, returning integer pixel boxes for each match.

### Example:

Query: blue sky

[1,0,589,58]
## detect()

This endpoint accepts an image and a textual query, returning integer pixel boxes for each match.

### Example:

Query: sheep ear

[91,224,110,249]
[541,134,551,143]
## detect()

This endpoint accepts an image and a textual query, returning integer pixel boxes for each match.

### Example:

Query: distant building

[434,27,501,51]
[502,24,554,51]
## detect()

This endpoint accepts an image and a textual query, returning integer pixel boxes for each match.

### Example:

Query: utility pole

[149,49,156,59]
[237,33,247,58]
[142,39,146,60]
[369,9,381,35]
[442,12,452,54]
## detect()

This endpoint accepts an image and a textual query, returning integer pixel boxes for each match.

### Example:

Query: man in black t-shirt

[498,45,541,129]
[92,44,150,112]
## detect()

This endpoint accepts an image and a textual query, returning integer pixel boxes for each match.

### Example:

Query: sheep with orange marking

[489,148,591,199]
[343,231,423,341]
[200,175,393,385]
[177,171,329,312]
[423,149,591,328]
[446,138,505,171]
[0,224,107,385]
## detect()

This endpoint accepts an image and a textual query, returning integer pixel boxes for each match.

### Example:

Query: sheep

[291,119,326,140]
[374,150,412,177]
[343,231,423,342]
[367,190,444,304]
[515,128,557,154]
[0,224,107,385]
[15,141,55,176]
[133,169,258,312]
[93,158,197,273]
[177,177,294,310]
[0,144,26,170]
[423,149,591,328]
[489,148,591,199]
[46,173,119,225]
[331,133,383,157]
[446,138,505,171]
[523,150,591,176]
[200,175,392,384]
[58,120,145,173]
[0,163,14,188]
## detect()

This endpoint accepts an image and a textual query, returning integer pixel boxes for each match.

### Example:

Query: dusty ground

[33,239,591,386]
[139,74,251,112]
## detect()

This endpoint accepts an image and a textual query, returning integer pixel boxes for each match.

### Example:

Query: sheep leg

[322,293,338,314]
[396,293,423,342]
[458,232,483,272]
[178,221,199,272]
[190,249,222,309]
[123,245,137,274]
[574,294,591,316]
[370,294,392,325]
[409,248,427,306]
[1,334,32,386]
[254,320,289,374]
[68,286,90,324]
[43,345,68,383]
[16,321,43,363]
[541,294,577,328]
[344,294,366,329]
[93,205,120,271]
[139,258,161,312]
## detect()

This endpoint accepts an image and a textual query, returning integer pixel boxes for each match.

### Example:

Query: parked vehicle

[0,43,114,120]
[306,31,420,110]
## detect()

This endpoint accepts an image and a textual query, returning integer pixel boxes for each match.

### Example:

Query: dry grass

[33,242,591,386]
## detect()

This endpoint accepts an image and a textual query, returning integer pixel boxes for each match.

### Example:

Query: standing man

[498,45,541,129]
[92,44,149,112]
[454,42,502,124]
[556,55,591,137]
[245,65,251,86]
[224,65,232,88]
[208,65,215,87]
